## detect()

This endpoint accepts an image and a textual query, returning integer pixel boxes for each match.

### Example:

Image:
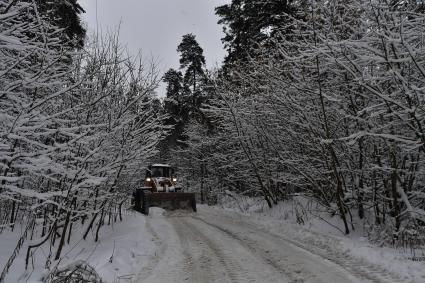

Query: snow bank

[216,194,425,282]
[0,211,155,283]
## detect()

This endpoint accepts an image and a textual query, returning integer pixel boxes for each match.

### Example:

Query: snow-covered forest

[168,0,425,242]
[1,0,425,282]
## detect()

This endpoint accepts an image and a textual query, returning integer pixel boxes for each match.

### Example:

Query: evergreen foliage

[163,68,185,122]
[160,34,208,156]
[215,0,298,66]
[35,0,86,48]
[177,33,206,97]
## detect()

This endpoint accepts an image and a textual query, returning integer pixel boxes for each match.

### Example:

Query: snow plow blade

[134,189,196,215]
[148,193,197,213]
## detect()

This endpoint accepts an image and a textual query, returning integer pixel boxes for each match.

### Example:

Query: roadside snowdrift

[0,211,155,283]
[217,193,425,283]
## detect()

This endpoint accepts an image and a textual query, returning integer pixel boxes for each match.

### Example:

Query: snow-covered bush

[43,260,103,283]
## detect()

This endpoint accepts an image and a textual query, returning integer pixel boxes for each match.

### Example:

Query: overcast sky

[79,0,229,97]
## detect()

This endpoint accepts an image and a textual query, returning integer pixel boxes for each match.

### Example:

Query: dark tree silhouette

[36,0,86,49]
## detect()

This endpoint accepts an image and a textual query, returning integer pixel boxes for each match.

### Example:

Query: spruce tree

[35,0,86,49]
[215,0,298,65]
[163,68,187,123]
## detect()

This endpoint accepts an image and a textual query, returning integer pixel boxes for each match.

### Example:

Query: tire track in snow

[171,216,217,283]
[182,216,289,283]
[191,216,307,283]
[179,217,242,283]
[194,210,405,283]
[133,217,167,282]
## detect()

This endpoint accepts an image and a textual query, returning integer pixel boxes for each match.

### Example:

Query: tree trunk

[55,211,71,260]
[10,201,15,231]
[390,155,401,234]
[95,207,105,242]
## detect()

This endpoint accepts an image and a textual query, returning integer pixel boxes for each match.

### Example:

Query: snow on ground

[216,193,425,283]
[0,210,155,283]
[1,198,425,283]
[133,206,369,283]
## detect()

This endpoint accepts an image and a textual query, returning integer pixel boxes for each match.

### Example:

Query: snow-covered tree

[0,2,166,278]
[207,0,425,240]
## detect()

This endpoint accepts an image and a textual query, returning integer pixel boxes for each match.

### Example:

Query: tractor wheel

[191,197,197,212]
[133,189,142,212]
[141,191,150,215]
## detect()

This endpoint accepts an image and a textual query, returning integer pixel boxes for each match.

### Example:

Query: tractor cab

[148,164,173,178]
[144,164,181,192]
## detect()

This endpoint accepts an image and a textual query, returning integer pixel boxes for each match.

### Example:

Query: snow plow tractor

[133,164,196,215]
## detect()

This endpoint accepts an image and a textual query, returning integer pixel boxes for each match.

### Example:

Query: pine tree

[159,35,208,159]
[177,34,206,99]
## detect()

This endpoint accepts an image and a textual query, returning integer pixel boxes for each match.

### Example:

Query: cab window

[151,167,163,177]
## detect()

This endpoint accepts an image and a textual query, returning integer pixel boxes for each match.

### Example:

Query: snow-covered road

[134,206,399,283]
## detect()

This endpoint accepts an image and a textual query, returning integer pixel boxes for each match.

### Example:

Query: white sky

[79,0,229,97]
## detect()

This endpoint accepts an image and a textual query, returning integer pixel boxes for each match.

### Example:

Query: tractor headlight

[146,177,151,182]
[172,177,177,182]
